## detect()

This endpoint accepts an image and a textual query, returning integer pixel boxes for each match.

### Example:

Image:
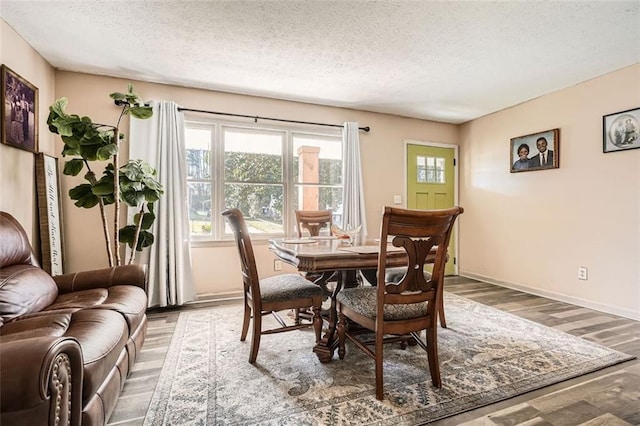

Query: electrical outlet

[578,266,588,280]
[393,195,402,204]
[274,260,282,271]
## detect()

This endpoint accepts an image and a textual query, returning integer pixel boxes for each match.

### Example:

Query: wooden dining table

[269,237,436,363]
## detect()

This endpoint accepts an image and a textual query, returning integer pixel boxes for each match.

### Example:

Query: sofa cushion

[0,265,58,323]
[0,313,71,343]
[42,286,146,335]
[65,309,128,403]
[94,285,147,334]
[45,288,109,311]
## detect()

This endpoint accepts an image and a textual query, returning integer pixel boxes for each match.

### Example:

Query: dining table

[268,236,437,363]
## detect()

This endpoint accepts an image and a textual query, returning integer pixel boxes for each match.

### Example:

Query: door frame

[403,139,460,275]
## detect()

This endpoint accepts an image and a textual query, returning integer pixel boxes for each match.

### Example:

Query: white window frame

[185,116,342,242]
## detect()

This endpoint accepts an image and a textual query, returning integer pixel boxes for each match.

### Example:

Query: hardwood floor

[107,276,640,425]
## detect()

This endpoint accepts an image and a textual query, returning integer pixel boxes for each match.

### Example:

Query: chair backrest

[376,206,463,315]
[221,208,261,300]
[294,210,333,237]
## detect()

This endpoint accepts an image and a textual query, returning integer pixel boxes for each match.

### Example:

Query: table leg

[313,270,358,363]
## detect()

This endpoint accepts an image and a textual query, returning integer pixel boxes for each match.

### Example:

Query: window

[416,155,445,183]
[185,119,342,240]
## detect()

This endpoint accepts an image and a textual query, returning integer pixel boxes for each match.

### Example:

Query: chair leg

[439,308,446,328]
[438,280,447,328]
[249,310,262,364]
[240,302,251,342]
[375,331,384,400]
[337,312,346,360]
[312,304,322,343]
[425,326,441,387]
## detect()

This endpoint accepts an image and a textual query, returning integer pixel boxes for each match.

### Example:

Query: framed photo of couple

[510,128,560,173]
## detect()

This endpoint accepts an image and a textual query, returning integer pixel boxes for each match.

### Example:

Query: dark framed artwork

[602,107,640,153]
[510,128,560,173]
[35,153,64,275]
[1,64,38,152]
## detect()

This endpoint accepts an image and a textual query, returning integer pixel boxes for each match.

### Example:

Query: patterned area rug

[143,293,634,425]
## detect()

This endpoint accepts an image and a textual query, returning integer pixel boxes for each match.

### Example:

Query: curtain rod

[176,107,370,132]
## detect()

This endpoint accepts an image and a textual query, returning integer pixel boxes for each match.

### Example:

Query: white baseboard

[460,272,639,321]
[189,291,243,304]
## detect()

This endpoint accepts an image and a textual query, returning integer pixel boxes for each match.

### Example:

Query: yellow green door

[406,143,457,275]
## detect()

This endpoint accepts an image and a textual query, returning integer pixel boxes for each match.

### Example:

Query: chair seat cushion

[337,286,428,321]
[260,274,323,303]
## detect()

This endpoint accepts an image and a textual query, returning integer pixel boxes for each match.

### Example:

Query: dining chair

[222,208,324,363]
[336,206,463,400]
[293,209,336,321]
[294,209,333,237]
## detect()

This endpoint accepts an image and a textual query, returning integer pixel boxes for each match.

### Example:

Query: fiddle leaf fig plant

[47,84,163,266]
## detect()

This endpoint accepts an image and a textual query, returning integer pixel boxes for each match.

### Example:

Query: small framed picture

[510,128,560,173]
[1,64,38,153]
[602,107,640,153]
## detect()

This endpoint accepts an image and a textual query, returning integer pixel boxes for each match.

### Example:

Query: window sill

[190,236,278,248]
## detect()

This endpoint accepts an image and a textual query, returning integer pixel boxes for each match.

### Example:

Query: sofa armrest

[0,336,83,426]
[53,264,147,294]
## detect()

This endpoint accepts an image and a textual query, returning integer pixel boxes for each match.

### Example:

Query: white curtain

[341,122,368,242]
[129,100,196,307]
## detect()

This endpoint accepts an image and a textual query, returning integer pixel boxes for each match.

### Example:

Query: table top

[269,237,411,272]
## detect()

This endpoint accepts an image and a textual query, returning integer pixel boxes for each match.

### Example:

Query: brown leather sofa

[0,211,148,426]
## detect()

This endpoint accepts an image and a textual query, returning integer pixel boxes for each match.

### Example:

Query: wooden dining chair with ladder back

[293,209,337,322]
[222,208,324,363]
[294,209,333,238]
[336,206,463,400]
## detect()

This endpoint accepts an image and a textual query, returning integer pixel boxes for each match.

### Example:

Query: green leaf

[118,225,136,247]
[78,144,101,161]
[69,184,99,208]
[130,106,153,119]
[61,144,79,157]
[74,196,100,209]
[134,211,156,230]
[50,115,78,137]
[143,188,161,202]
[91,181,114,196]
[69,184,91,199]
[136,231,154,251]
[118,226,154,251]
[61,134,81,149]
[122,190,145,206]
[140,212,155,230]
[50,98,68,117]
[96,144,118,161]
[63,159,85,176]
[109,92,127,101]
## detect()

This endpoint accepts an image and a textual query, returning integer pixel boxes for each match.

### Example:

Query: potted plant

[47,84,163,266]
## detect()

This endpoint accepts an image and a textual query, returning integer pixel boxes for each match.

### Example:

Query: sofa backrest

[0,212,58,325]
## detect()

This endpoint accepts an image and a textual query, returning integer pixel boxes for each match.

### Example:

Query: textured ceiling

[2,1,639,124]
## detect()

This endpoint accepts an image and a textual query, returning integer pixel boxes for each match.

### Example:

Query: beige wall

[459,64,640,320]
[52,72,457,292]
[0,20,55,246]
